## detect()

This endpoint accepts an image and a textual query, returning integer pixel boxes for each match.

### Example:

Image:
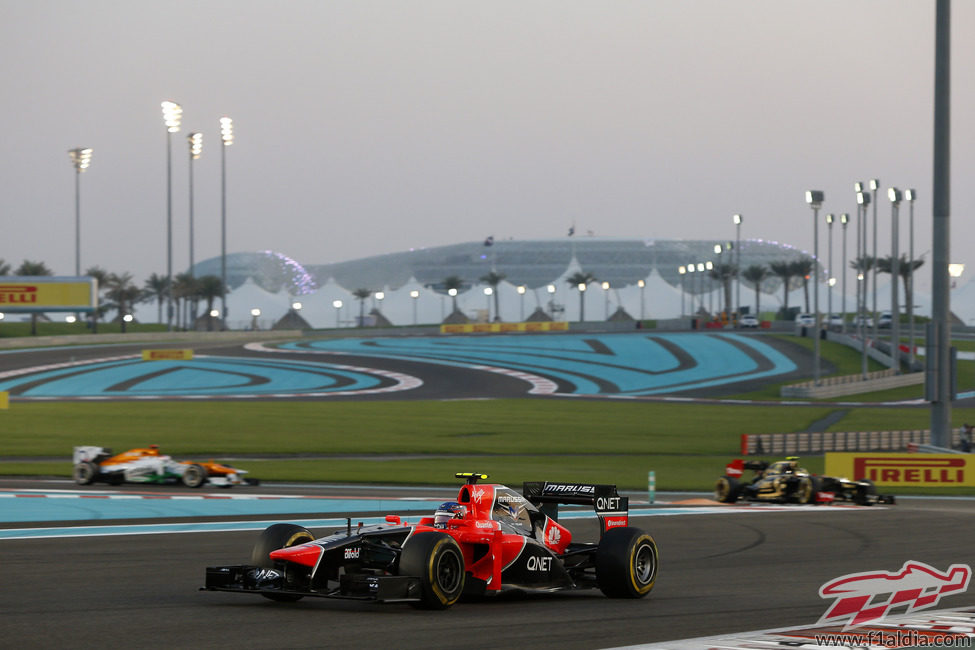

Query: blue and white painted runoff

[0,332,796,399]
[0,353,421,399]
[273,332,797,395]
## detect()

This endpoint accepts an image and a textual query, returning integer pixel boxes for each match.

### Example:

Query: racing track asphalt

[2,493,974,649]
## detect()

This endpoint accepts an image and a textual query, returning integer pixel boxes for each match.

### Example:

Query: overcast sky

[2,0,972,296]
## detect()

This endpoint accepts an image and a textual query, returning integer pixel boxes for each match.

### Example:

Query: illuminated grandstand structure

[189,239,817,328]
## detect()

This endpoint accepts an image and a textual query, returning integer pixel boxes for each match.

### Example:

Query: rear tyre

[714,476,741,503]
[596,527,658,598]
[250,524,315,602]
[400,532,465,609]
[73,462,98,485]
[181,464,207,488]
[854,479,877,506]
[796,475,820,504]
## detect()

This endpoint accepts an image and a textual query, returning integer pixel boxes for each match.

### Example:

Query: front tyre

[399,532,465,609]
[854,479,877,506]
[181,464,207,488]
[73,462,98,485]
[796,475,821,504]
[596,527,658,598]
[250,523,315,602]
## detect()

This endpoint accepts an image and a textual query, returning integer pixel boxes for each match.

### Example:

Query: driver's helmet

[433,502,467,528]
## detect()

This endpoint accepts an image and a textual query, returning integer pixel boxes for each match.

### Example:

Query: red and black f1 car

[714,457,895,506]
[203,473,657,609]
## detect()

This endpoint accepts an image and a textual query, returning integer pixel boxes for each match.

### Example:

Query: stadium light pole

[220,116,234,323]
[825,214,834,322]
[577,282,587,322]
[187,133,202,277]
[806,190,824,386]
[888,187,903,373]
[905,189,917,364]
[332,299,343,328]
[696,262,705,314]
[161,101,182,332]
[840,213,849,334]
[67,147,93,278]
[856,191,871,379]
[410,289,420,325]
[517,285,526,321]
[869,178,880,340]
[601,281,610,319]
[733,214,742,325]
[483,287,493,320]
[704,261,713,316]
[678,266,687,319]
[546,284,556,318]
[930,0,951,446]
[637,278,645,321]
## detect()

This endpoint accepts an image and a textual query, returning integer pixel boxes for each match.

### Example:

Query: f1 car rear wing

[522,481,629,535]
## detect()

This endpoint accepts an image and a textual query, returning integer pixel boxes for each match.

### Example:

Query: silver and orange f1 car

[203,473,657,608]
[72,445,257,488]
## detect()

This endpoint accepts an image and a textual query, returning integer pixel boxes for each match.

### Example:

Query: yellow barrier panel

[142,349,194,361]
[826,452,975,487]
[0,391,8,409]
[439,321,568,334]
[0,278,96,311]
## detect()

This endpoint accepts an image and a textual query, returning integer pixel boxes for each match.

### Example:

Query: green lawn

[4,399,974,492]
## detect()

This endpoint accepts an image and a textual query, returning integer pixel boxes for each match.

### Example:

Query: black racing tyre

[854,479,877,506]
[250,523,315,602]
[796,475,820,504]
[596,527,658,598]
[73,462,99,485]
[714,476,741,503]
[181,464,207,488]
[399,532,465,609]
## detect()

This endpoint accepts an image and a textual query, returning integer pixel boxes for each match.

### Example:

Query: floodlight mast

[805,190,824,386]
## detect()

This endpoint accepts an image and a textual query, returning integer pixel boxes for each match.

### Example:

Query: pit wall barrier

[440,321,569,334]
[825,452,975,487]
[740,429,963,456]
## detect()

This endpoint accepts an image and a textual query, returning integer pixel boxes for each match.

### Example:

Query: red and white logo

[818,560,971,630]
[725,459,744,478]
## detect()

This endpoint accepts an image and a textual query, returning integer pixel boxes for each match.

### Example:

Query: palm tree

[566,271,596,322]
[876,254,926,317]
[104,272,140,333]
[480,271,506,321]
[790,258,814,312]
[708,263,736,319]
[769,261,795,316]
[442,276,464,314]
[143,273,169,324]
[741,264,770,316]
[196,275,225,331]
[352,288,372,326]
[15,260,53,335]
[172,273,197,330]
[85,265,111,327]
[900,256,924,316]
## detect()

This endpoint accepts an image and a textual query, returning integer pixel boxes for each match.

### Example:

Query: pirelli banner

[0,276,98,313]
[826,452,975,487]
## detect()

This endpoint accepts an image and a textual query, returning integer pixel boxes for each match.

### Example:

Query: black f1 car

[714,457,895,506]
[203,473,658,609]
